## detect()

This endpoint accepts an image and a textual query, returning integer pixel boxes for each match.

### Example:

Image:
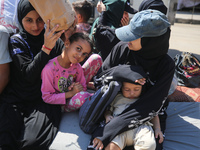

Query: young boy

[72,0,93,33]
[94,81,164,150]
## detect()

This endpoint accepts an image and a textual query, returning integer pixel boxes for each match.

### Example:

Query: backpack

[174,52,200,87]
[79,65,147,134]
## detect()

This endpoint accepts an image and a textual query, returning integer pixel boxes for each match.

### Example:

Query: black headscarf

[17,0,45,56]
[139,0,168,15]
[129,28,171,79]
[100,0,127,28]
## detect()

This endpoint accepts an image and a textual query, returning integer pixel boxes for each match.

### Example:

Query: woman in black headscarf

[139,0,168,15]
[92,10,175,150]
[0,0,65,149]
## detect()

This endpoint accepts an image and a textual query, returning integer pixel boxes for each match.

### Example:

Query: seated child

[93,81,164,150]
[41,32,101,112]
[72,0,93,33]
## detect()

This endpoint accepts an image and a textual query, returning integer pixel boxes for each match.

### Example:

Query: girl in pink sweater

[41,32,102,112]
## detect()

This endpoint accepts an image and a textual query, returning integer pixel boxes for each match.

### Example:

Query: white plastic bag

[0,0,19,33]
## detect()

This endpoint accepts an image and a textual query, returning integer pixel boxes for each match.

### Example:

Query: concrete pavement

[169,9,200,57]
[168,23,200,60]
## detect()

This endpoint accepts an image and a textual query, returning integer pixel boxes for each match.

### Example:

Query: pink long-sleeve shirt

[41,57,87,104]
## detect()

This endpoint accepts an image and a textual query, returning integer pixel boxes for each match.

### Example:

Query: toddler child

[93,81,164,150]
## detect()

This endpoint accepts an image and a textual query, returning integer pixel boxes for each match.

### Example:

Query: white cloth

[110,93,138,117]
[0,25,12,64]
[0,0,19,33]
[177,0,200,10]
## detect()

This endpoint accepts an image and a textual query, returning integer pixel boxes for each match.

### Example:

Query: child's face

[128,38,142,51]
[122,82,142,99]
[65,38,91,64]
[22,10,44,36]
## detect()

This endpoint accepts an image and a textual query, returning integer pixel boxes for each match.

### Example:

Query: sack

[174,52,200,87]
[29,0,76,31]
[0,0,19,33]
[79,81,121,134]
[79,65,147,134]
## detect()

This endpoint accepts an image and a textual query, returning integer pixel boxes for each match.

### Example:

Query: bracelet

[42,45,52,51]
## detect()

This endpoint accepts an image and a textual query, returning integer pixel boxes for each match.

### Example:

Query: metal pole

[167,0,178,25]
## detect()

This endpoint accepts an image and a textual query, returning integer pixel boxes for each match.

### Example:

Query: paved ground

[168,23,200,58]
[168,10,200,59]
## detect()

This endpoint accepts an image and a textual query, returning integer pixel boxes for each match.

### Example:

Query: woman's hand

[93,138,104,150]
[43,20,64,54]
[135,78,146,85]
[120,15,129,26]
[120,11,129,27]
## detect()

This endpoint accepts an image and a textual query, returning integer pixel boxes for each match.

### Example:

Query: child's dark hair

[68,32,94,53]
[72,0,93,23]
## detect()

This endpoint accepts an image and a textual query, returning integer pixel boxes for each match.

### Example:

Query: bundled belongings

[29,0,76,31]
[174,52,200,87]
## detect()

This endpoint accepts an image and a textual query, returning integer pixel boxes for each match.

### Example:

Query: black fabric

[5,34,63,103]
[17,0,35,29]
[101,0,127,28]
[0,101,61,150]
[0,0,64,149]
[93,28,175,147]
[94,25,120,60]
[139,0,168,15]
[90,0,128,60]
[124,0,138,14]
[95,64,147,86]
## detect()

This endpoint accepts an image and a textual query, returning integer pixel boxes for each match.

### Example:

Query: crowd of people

[0,0,175,150]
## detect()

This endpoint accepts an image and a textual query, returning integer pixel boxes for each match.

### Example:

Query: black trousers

[0,101,61,150]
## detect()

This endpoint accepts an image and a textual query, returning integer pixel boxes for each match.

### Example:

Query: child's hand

[135,78,146,85]
[154,128,164,143]
[71,82,83,95]
[93,138,104,150]
[105,115,113,123]
[68,82,75,91]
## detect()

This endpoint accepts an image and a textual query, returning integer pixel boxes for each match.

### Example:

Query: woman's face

[128,38,142,51]
[65,38,91,64]
[22,10,44,36]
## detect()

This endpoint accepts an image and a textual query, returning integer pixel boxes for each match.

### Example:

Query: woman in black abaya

[92,10,175,150]
[0,0,65,149]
